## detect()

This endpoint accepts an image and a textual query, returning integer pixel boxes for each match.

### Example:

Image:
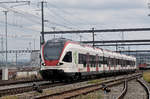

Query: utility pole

[40,1,46,68]
[3,11,8,68]
[41,1,45,45]
[116,42,118,51]
[1,11,8,80]
[128,46,130,55]
[1,36,4,64]
[33,38,35,50]
[29,42,31,50]
[52,27,56,39]
[15,52,17,66]
[92,28,95,47]
[79,35,82,42]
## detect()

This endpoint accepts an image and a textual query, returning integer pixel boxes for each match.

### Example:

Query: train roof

[47,38,136,60]
[47,38,72,43]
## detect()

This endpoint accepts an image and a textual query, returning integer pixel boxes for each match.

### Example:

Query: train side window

[99,62,101,67]
[109,58,112,66]
[108,58,111,66]
[118,59,120,65]
[114,58,116,66]
[62,51,72,62]
[83,61,86,67]
[100,56,103,64]
[120,59,123,67]
[123,60,126,67]
[103,57,108,64]
[93,56,96,67]
[116,59,118,65]
[79,53,86,64]
[79,54,82,64]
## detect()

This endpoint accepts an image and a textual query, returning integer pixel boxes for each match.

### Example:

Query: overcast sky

[0,0,150,53]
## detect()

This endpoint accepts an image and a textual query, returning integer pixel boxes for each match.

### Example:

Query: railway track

[116,78,149,99]
[33,73,141,99]
[0,79,43,86]
[0,81,65,97]
[116,80,128,99]
[0,73,141,98]
[137,79,150,99]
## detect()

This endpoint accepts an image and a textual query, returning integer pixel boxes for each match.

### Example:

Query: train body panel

[40,38,137,81]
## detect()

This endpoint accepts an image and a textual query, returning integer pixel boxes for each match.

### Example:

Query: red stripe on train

[96,66,99,71]
[87,65,90,72]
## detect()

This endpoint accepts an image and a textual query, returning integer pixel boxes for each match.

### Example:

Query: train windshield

[44,41,64,60]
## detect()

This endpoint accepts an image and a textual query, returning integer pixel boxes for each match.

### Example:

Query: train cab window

[62,51,72,62]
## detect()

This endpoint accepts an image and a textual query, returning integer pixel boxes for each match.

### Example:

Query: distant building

[30,51,40,66]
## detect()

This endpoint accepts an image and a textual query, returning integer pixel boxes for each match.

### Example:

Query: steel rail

[0,82,63,97]
[137,79,150,99]
[116,80,128,99]
[0,79,43,86]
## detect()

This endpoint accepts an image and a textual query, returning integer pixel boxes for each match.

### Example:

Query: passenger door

[62,51,73,72]
[86,53,90,72]
[72,51,78,72]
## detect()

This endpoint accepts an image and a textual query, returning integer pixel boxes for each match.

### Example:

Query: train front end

[40,39,67,81]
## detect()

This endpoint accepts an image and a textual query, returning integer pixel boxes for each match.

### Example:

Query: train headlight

[57,62,64,66]
[42,63,46,66]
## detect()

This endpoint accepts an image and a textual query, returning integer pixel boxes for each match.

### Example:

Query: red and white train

[40,38,136,81]
[138,63,150,70]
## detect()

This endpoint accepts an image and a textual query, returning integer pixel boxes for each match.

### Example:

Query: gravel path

[71,81,124,99]
[101,83,124,99]
[124,80,147,99]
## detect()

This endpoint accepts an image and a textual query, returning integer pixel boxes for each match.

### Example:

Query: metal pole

[33,38,35,50]
[2,11,8,80]
[41,1,45,44]
[4,11,8,67]
[116,43,118,51]
[40,1,45,68]
[40,36,42,68]
[1,36,4,65]
[52,27,56,38]
[80,35,82,42]
[92,28,95,47]
[128,46,130,55]
[16,52,17,66]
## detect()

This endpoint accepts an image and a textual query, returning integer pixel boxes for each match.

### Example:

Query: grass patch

[143,71,150,83]
[72,91,102,99]
[87,79,103,84]
[0,96,18,99]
